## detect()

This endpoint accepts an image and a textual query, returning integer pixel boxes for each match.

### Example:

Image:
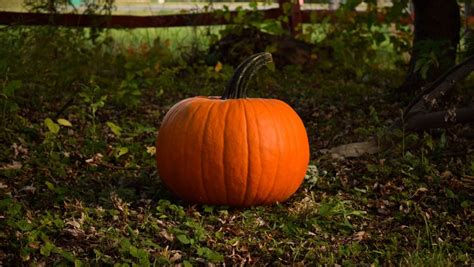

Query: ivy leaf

[197,247,224,263]
[137,249,150,266]
[57,118,72,127]
[45,181,55,191]
[40,242,55,256]
[120,238,131,251]
[44,118,60,134]
[106,121,122,137]
[176,234,191,244]
[116,147,129,158]
[129,245,138,258]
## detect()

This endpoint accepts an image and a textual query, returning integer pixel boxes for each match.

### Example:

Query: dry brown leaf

[66,220,81,229]
[160,230,174,241]
[327,140,380,159]
[12,143,28,158]
[0,182,7,189]
[354,231,370,242]
[0,161,22,170]
[170,252,182,262]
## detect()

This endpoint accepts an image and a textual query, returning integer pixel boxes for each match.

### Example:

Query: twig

[404,107,474,131]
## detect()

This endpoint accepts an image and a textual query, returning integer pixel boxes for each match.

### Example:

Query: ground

[0,24,473,265]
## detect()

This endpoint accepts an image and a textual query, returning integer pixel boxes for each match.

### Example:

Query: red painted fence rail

[0,1,417,36]
[0,10,412,27]
[0,9,283,28]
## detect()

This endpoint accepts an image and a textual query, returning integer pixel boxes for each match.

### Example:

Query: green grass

[0,23,473,265]
[106,26,222,51]
[0,1,271,14]
[0,0,24,11]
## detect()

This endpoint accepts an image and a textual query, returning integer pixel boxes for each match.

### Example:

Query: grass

[0,0,23,11]
[0,0,274,14]
[0,22,473,265]
[106,26,222,51]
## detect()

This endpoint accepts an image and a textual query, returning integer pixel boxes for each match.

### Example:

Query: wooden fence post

[278,0,302,37]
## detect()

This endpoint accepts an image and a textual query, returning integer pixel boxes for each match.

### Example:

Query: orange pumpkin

[156,53,309,206]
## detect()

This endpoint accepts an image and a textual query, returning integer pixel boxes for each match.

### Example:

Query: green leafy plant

[79,85,107,139]
[0,1,472,265]
[413,40,450,80]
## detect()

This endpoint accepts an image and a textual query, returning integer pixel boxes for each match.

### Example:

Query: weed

[0,1,472,265]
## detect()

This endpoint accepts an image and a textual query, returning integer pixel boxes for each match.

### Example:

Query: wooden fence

[0,1,412,36]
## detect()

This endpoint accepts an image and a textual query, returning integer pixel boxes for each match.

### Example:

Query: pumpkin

[156,52,309,207]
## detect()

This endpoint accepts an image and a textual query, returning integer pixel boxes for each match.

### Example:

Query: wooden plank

[300,10,413,25]
[0,9,416,29]
[0,10,281,28]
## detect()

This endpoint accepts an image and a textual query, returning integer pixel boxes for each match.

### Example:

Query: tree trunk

[465,0,474,56]
[400,0,460,94]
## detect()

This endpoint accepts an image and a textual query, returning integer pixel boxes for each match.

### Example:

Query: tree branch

[404,55,474,119]
[404,107,474,131]
[394,55,474,131]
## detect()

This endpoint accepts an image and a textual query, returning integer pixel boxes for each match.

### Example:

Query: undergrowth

[0,3,473,265]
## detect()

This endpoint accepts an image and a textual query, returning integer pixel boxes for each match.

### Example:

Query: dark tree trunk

[400,0,460,94]
[465,0,474,55]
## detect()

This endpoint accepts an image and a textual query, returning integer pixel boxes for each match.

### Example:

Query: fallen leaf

[327,140,380,159]
[170,252,182,262]
[66,220,81,229]
[440,171,452,178]
[146,146,156,156]
[0,161,22,170]
[215,61,223,73]
[354,231,369,242]
[57,118,72,127]
[160,230,174,241]
[85,153,103,166]
[28,242,40,249]
[413,187,429,197]
[63,228,85,238]
[12,143,28,158]
[18,185,36,193]
[44,118,60,134]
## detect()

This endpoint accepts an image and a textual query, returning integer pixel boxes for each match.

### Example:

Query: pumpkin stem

[222,52,273,99]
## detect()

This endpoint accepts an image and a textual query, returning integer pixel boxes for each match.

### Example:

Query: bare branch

[404,55,474,119]
[405,107,474,131]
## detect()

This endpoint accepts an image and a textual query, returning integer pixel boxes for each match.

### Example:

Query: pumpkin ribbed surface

[156,97,309,206]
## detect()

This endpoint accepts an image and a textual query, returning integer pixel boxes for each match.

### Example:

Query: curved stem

[222,52,273,99]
